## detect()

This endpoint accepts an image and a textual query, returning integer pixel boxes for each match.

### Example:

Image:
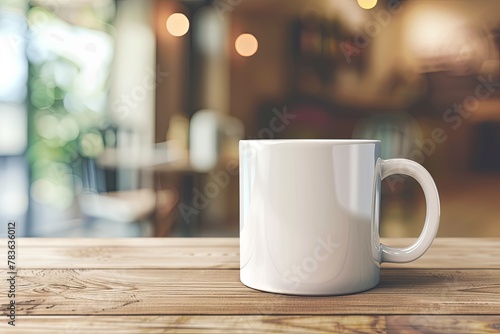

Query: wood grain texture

[8,246,239,269]
[0,238,499,332]
[1,316,499,333]
[0,238,499,269]
[12,237,239,247]
[1,268,499,315]
[0,315,386,333]
[386,316,500,334]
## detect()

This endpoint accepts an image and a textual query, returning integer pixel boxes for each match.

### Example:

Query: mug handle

[379,158,440,263]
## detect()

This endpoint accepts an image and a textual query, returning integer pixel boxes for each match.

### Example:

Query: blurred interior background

[0,0,500,238]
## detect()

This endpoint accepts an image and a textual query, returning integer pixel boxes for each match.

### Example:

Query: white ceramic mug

[239,139,440,295]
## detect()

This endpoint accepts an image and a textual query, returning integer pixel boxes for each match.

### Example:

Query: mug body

[239,139,382,295]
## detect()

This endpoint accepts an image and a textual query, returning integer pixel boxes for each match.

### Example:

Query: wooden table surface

[1,238,500,333]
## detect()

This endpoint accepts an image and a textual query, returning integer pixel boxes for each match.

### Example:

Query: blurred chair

[78,158,155,236]
[78,141,183,237]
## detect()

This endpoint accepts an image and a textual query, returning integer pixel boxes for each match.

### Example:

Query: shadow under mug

[239,139,440,295]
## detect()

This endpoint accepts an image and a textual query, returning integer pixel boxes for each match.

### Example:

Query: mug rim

[240,139,380,144]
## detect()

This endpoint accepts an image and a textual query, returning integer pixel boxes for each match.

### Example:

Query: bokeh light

[57,117,80,142]
[166,13,189,37]
[357,0,377,10]
[235,33,258,57]
[31,178,57,204]
[36,114,58,139]
[79,132,104,157]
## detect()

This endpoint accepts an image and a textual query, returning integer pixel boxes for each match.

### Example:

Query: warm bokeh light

[357,0,377,10]
[405,9,461,58]
[166,13,189,37]
[235,33,258,57]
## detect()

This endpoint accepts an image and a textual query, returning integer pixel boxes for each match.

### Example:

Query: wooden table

[1,238,500,333]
